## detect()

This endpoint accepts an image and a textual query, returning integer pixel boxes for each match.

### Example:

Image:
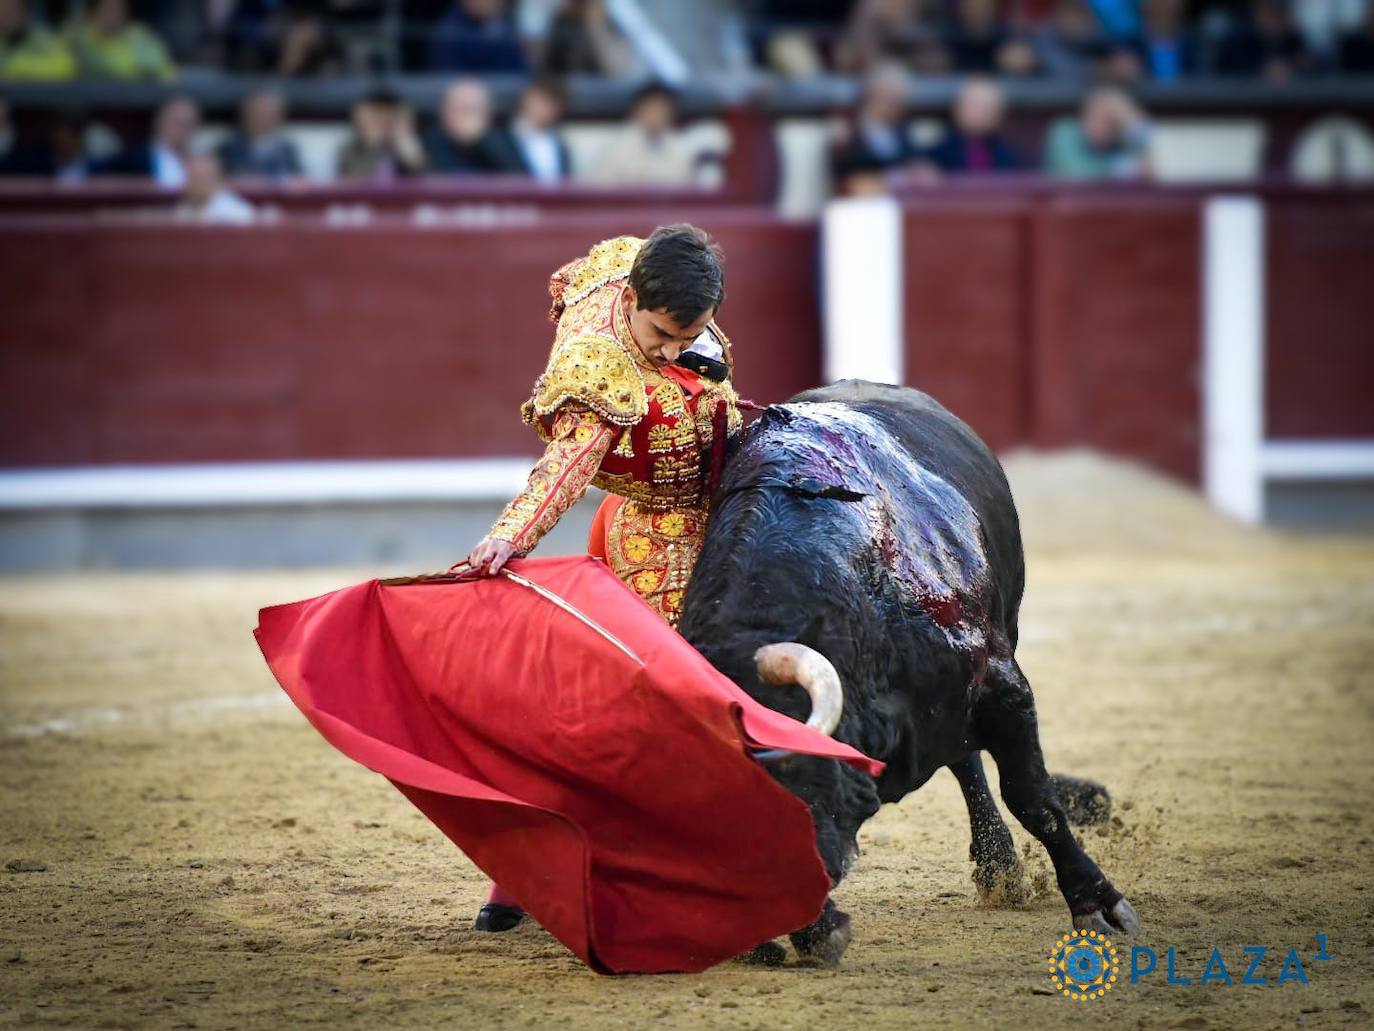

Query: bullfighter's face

[620,286,715,369]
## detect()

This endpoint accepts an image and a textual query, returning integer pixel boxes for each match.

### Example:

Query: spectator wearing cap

[218,88,303,179]
[336,89,427,179]
[97,94,200,187]
[924,78,1021,174]
[589,83,696,187]
[0,0,76,79]
[68,0,176,81]
[540,0,640,77]
[424,77,524,174]
[1042,85,1151,180]
[502,78,572,183]
[430,0,527,73]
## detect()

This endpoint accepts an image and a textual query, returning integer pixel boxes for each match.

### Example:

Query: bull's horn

[754,643,843,737]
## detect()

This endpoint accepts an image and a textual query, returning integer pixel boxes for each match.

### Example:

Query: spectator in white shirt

[503,78,571,183]
[97,93,198,186]
[177,150,255,224]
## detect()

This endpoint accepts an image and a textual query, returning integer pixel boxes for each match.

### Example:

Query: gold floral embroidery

[607,499,708,628]
[632,569,664,594]
[656,512,688,538]
[622,534,653,562]
[646,419,697,455]
[489,407,617,555]
[650,381,687,417]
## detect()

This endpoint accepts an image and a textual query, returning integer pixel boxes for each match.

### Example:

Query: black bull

[677,381,1139,965]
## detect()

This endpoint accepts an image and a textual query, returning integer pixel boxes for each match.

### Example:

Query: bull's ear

[786,476,867,502]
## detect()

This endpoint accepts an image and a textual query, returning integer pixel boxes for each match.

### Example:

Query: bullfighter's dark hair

[628,224,725,327]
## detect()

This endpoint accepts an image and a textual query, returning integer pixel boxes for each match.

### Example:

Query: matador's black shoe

[474,903,526,932]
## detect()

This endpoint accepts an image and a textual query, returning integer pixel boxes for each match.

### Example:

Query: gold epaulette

[520,332,648,433]
[548,236,644,321]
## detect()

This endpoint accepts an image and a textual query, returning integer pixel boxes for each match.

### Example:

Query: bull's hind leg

[949,755,1029,904]
[975,656,1139,935]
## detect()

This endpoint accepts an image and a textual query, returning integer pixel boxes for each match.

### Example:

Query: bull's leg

[949,755,1028,904]
[788,898,852,966]
[976,656,1140,935]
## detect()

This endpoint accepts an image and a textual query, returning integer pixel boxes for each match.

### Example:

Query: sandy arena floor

[2,453,1372,1030]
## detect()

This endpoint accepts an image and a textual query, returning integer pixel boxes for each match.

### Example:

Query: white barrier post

[822,195,904,387]
[1203,195,1266,524]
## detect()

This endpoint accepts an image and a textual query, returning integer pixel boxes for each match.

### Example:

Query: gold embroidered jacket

[489,236,742,556]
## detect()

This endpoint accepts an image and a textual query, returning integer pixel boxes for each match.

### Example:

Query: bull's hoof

[1072,897,1140,936]
[1050,773,1112,827]
[973,858,1031,907]
[736,941,787,966]
[474,903,526,932]
[789,909,852,966]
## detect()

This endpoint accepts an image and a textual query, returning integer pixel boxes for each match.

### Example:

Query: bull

[678,380,1139,965]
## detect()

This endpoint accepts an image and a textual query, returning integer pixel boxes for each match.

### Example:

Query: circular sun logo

[1048,929,1121,1001]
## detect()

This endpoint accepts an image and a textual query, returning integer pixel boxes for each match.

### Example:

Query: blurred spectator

[946,0,1039,75]
[1293,0,1368,57]
[835,0,949,75]
[502,77,571,182]
[68,0,176,81]
[1339,6,1374,71]
[1216,1,1315,80]
[1,0,75,79]
[1033,0,1110,79]
[430,0,527,73]
[45,107,91,181]
[274,7,346,76]
[924,78,1020,173]
[336,87,427,179]
[540,0,639,77]
[217,88,303,179]
[424,76,523,174]
[832,64,919,182]
[177,150,255,224]
[0,96,11,165]
[589,82,695,187]
[1042,85,1151,180]
[1125,0,1199,81]
[96,94,200,186]
[1087,0,1140,38]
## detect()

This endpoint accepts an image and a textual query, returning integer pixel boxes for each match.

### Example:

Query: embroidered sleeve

[488,406,618,556]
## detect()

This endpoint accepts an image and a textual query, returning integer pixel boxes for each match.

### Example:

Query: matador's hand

[467,536,516,577]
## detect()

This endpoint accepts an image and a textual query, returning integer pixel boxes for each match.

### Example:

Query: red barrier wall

[903,191,1202,482]
[1265,195,1374,440]
[902,202,1031,453]
[0,211,819,467]
[5,187,1370,482]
